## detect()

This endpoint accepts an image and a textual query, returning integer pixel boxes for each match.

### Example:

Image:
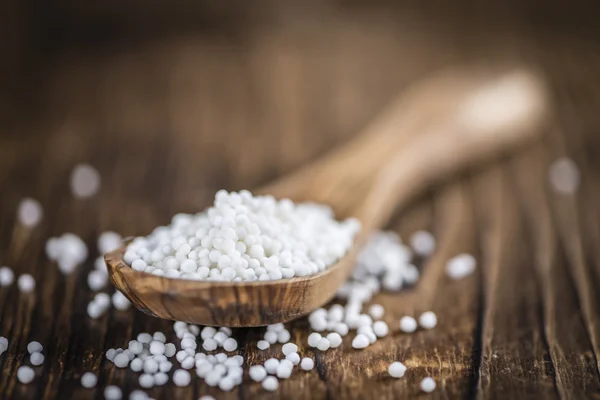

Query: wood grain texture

[2,1,600,398]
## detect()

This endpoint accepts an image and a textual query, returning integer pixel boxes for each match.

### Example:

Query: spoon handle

[266,66,548,229]
[356,67,548,229]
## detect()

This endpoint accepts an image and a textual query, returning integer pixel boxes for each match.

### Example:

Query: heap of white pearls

[124,190,360,282]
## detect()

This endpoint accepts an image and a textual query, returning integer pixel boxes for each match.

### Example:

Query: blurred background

[2,1,600,398]
[2,1,599,227]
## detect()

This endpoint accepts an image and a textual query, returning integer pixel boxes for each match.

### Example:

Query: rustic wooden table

[1,2,600,399]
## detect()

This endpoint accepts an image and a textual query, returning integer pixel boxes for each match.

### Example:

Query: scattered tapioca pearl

[112,291,131,311]
[281,343,298,356]
[326,332,343,348]
[327,305,343,323]
[137,332,152,344]
[276,362,293,379]
[213,331,228,345]
[181,356,195,370]
[219,376,236,392]
[128,340,143,354]
[201,327,217,340]
[388,361,407,378]
[104,385,122,400]
[17,198,43,227]
[219,327,232,336]
[114,353,130,368]
[87,270,108,291]
[307,332,322,348]
[399,316,418,333]
[153,331,167,342]
[176,350,189,363]
[130,358,143,372]
[215,353,228,364]
[420,377,436,393]
[300,357,314,371]
[419,311,438,329]
[129,390,150,400]
[232,355,244,366]
[357,326,377,344]
[549,157,580,195]
[145,359,161,374]
[257,340,270,350]
[30,352,44,366]
[45,233,88,275]
[173,369,191,387]
[196,362,213,378]
[308,312,328,332]
[267,323,284,332]
[17,366,35,383]
[27,341,42,354]
[202,338,218,352]
[373,321,389,338]
[280,359,294,370]
[261,376,279,391]
[87,293,111,319]
[205,370,221,387]
[159,361,173,373]
[446,254,476,280]
[0,266,14,286]
[70,164,101,198]
[223,338,238,352]
[165,343,176,357]
[94,293,109,309]
[264,358,280,375]
[249,365,267,382]
[95,257,107,272]
[149,341,165,355]
[334,322,349,336]
[139,374,155,389]
[263,331,278,344]
[368,304,384,320]
[351,334,370,349]
[0,336,8,356]
[98,231,123,255]
[286,352,300,365]
[410,230,436,257]
[18,274,35,293]
[105,349,117,361]
[80,372,97,388]
[316,337,330,351]
[277,329,291,343]
[154,372,169,386]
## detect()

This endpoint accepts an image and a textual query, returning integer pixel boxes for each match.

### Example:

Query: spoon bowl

[106,65,548,326]
[106,235,366,326]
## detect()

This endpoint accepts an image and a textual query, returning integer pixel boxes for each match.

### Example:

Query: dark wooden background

[2,1,600,399]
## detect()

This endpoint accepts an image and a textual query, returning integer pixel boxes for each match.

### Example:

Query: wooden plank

[510,147,600,399]
[473,166,557,399]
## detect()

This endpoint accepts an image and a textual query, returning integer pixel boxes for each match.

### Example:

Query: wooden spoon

[106,66,548,327]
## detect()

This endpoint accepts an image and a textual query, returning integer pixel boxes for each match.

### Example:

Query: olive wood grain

[105,66,548,327]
